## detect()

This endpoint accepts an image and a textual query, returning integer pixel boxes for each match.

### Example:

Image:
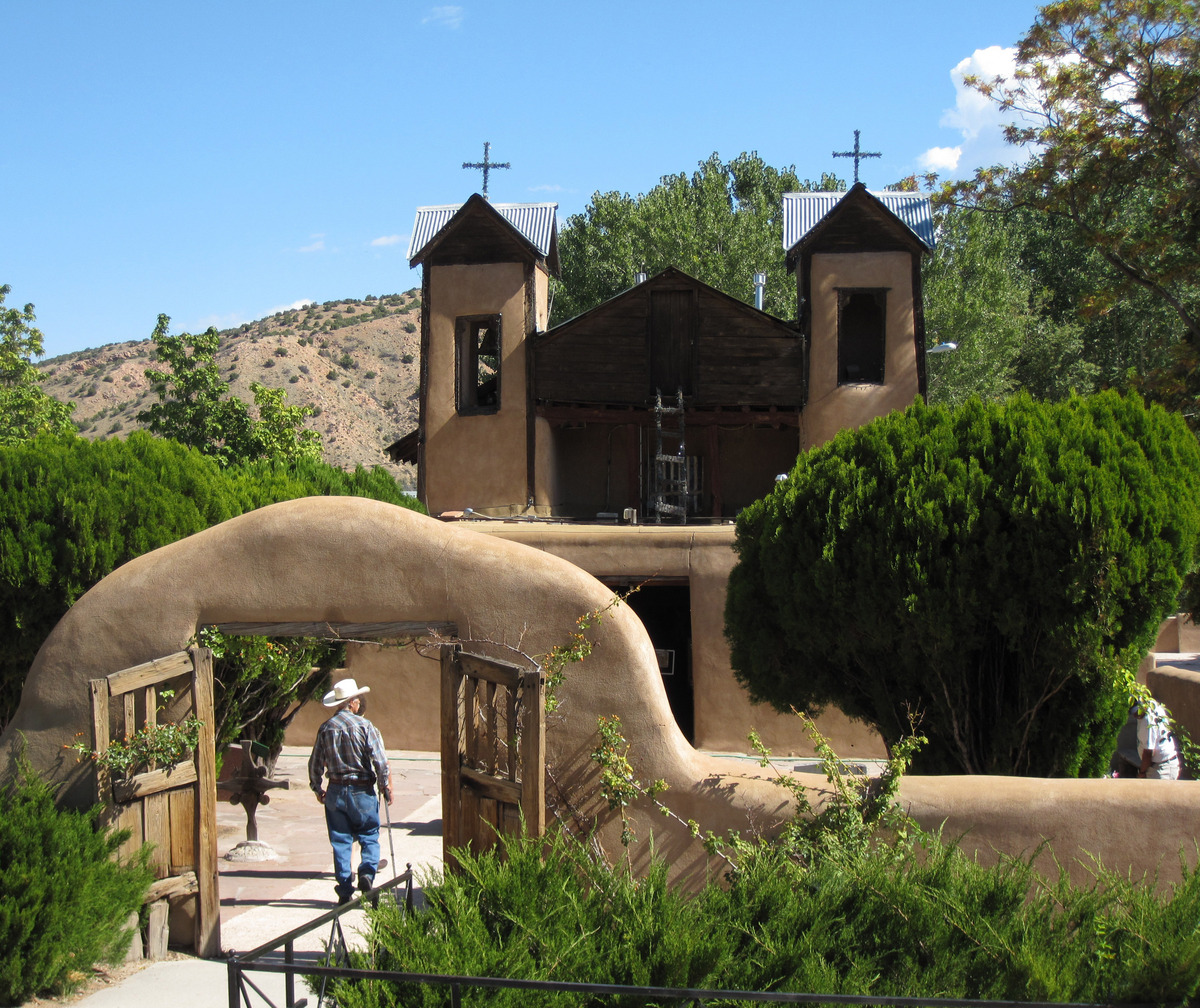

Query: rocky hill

[36,291,422,488]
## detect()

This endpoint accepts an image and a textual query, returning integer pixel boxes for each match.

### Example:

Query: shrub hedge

[0,754,151,1004]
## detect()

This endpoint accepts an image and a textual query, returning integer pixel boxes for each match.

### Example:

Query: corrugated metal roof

[782,190,936,251]
[408,201,558,261]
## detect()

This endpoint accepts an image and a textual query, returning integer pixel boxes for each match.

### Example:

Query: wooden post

[520,668,546,838]
[190,646,221,958]
[89,679,113,826]
[440,645,462,871]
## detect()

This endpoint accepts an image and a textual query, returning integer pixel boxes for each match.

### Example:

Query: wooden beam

[107,652,192,696]
[209,620,458,639]
[113,762,197,804]
[145,871,199,902]
[459,765,523,804]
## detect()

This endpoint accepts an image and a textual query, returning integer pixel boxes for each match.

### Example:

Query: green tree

[923,205,1098,405]
[0,285,74,445]
[955,0,1200,346]
[0,432,421,729]
[552,153,844,324]
[138,316,320,465]
[724,391,1200,775]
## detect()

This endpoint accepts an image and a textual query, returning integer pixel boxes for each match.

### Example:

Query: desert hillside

[36,292,422,487]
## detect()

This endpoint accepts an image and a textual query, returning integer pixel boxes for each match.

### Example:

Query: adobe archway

[4,495,1200,887]
[1,496,787,880]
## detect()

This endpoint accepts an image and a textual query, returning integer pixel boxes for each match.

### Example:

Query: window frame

[454,313,502,415]
[835,287,888,386]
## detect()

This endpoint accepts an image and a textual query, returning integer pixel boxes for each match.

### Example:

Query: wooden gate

[89,647,219,957]
[440,646,545,867]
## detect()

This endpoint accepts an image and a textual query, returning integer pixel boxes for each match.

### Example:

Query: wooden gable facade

[534,267,803,409]
[531,269,804,518]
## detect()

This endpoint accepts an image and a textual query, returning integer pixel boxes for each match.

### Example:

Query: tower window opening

[456,313,502,414]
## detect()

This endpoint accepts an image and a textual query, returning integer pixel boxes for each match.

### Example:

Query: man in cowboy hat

[308,677,393,903]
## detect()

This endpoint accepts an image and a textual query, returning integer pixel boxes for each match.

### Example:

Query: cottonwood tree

[922,205,1098,405]
[552,153,844,324]
[138,315,321,465]
[954,0,1200,346]
[725,391,1200,776]
[0,285,74,445]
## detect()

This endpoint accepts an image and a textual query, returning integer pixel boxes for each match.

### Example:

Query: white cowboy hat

[323,678,371,707]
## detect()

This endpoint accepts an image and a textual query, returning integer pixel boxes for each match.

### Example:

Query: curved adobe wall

[3,496,1199,885]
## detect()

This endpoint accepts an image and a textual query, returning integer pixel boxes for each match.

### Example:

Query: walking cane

[381,787,399,904]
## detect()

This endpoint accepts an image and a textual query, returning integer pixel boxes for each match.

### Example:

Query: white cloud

[193,312,249,331]
[298,235,325,253]
[370,234,404,247]
[919,146,962,171]
[920,46,1039,177]
[940,46,1017,140]
[528,184,569,194]
[422,6,463,28]
[270,299,314,313]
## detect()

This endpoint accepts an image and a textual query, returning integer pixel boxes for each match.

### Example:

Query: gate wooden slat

[114,802,144,863]
[123,693,137,745]
[506,687,519,782]
[485,680,498,775]
[169,788,196,874]
[144,791,170,878]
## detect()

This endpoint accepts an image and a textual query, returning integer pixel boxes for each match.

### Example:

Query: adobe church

[298,180,937,757]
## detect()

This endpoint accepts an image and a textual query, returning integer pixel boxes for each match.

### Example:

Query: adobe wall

[476,522,887,760]
[5,497,1199,889]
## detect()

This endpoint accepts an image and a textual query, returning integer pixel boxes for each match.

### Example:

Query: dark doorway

[607,582,694,742]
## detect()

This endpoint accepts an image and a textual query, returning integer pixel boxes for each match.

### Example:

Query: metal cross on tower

[462,141,511,200]
[832,129,881,184]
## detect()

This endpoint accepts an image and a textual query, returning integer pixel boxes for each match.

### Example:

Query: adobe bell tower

[406,195,559,516]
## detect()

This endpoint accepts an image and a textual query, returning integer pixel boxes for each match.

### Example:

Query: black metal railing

[228,877,1160,1008]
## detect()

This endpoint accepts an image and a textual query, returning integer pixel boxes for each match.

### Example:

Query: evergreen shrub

[725,391,1200,775]
[332,827,1200,1007]
[0,754,151,1004]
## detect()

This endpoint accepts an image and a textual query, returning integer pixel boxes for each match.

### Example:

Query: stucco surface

[5,496,1199,885]
[424,262,534,515]
[804,251,920,450]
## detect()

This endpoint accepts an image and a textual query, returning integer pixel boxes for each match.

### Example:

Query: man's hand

[315,789,326,804]
[382,785,393,806]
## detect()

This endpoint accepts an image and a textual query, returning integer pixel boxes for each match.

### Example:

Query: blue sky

[3,1,1043,359]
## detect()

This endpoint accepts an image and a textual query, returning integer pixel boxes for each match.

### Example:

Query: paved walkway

[58,749,444,1008]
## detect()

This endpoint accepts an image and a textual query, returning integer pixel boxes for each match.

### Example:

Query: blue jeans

[324,784,380,900]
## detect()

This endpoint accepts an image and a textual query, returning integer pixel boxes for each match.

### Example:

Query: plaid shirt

[308,708,390,793]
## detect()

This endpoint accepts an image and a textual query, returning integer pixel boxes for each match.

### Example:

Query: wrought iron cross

[462,141,511,200]
[832,129,881,184]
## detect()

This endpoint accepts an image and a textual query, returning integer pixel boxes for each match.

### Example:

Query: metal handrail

[229,878,1159,1008]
